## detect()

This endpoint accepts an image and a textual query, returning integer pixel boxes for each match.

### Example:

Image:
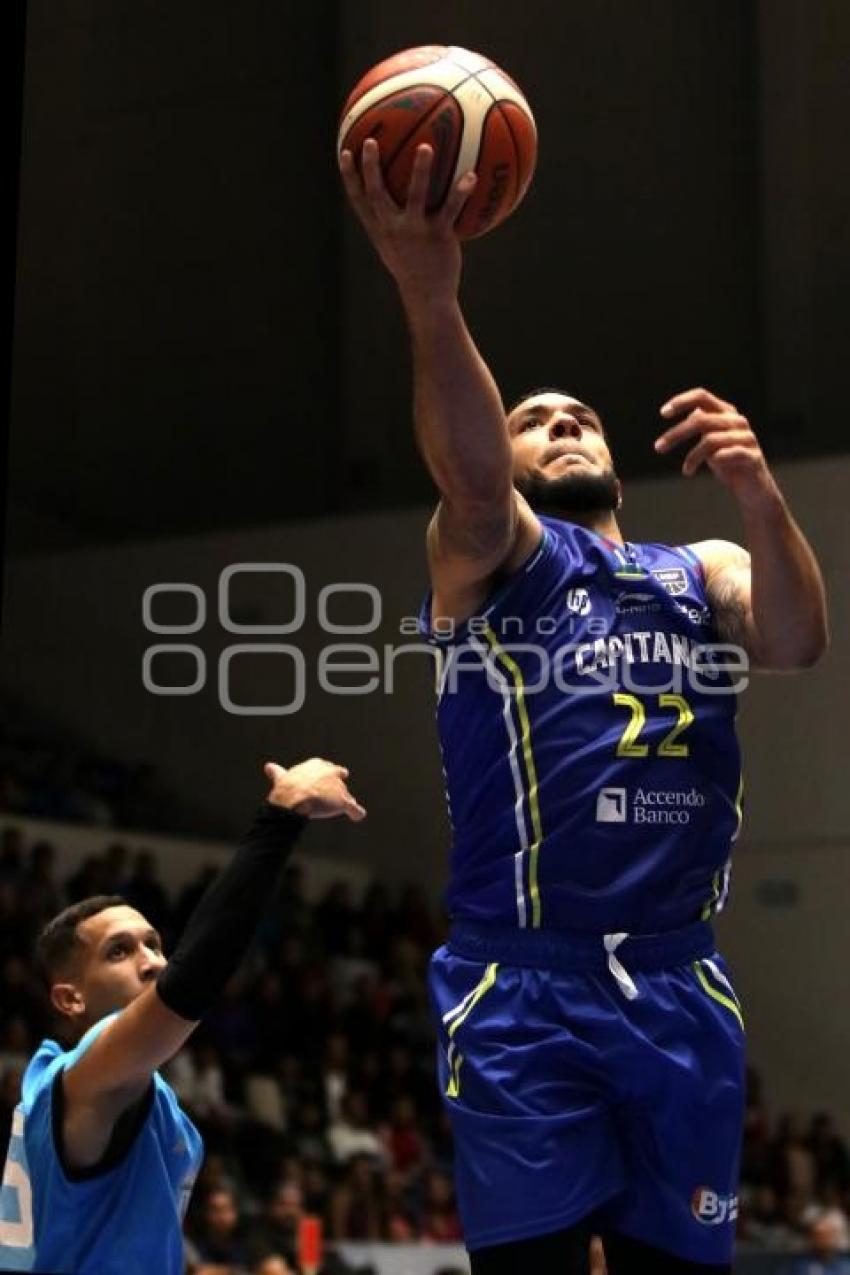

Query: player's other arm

[656,388,829,670]
[340,141,541,617]
[61,759,365,1160]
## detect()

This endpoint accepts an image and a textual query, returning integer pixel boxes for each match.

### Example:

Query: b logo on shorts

[691,1187,738,1226]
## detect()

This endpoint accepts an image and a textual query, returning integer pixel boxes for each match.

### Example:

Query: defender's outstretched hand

[265,760,366,822]
[339,139,476,304]
[655,388,778,510]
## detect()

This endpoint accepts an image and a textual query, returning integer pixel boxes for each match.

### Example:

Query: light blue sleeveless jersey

[420,516,744,935]
[0,1014,203,1273]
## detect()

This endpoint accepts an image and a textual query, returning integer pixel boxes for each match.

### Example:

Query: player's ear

[51,981,85,1019]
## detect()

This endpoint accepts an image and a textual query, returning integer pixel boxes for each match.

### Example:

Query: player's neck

[547,508,624,545]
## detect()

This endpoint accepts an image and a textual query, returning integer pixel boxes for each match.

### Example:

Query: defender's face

[58,905,166,1026]
[507,393,615,488]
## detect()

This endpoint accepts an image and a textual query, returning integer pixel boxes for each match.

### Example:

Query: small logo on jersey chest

[652,567,688,596]
[691,1187,738,1226]
[566,587,592,616]
[615,591,661,615]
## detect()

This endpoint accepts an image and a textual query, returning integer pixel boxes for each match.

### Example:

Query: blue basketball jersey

[0,1015,203,1274]
[420,516,743,934]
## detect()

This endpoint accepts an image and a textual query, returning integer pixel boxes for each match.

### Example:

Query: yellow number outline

[612,693,650,757]
[613,693,694,758]
[658,693,694,757]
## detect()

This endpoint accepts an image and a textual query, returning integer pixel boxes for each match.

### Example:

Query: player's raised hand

[339,139,476,304]
[264,760,366,822]
[654,388,779,509]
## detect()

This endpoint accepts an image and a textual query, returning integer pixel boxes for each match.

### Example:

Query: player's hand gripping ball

[337,45,537,239]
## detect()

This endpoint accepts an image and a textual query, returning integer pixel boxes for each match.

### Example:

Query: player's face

[71,905,166,1023]
[508,393,622,513]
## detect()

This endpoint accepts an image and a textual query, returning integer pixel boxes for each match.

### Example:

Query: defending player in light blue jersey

[0,758,365,1274]
[340,137,828,1274]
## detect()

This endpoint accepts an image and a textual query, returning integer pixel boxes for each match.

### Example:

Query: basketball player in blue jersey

[340,139,828,1275]
[0,756,365,1274]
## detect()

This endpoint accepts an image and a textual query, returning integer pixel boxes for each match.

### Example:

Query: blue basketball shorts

[428,921,745,1264]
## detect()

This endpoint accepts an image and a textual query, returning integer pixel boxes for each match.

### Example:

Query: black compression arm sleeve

[156,802,307,1021]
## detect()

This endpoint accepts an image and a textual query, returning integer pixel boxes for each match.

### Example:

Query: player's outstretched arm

[655,388,829,669]
[61,758,365,1165]
[340,141,540,618]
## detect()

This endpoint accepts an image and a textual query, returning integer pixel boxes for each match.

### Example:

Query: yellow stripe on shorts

[444,962,499,1099]
[693,960,744,1030]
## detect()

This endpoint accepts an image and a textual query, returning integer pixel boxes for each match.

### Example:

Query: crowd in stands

[0,693,191,832]
[1,821,849,1274]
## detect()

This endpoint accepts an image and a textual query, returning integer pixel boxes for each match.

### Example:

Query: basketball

[337,45,537,240]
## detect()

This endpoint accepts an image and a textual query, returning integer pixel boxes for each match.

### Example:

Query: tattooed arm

[654,387,828,670]
[691,522,828,670]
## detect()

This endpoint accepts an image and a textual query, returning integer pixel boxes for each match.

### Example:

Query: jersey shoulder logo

[652,567,689,596]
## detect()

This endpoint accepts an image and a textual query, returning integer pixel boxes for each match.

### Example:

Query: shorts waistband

[447,919,715,975]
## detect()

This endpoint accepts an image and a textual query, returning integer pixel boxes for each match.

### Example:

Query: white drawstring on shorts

[604,933,639,1000]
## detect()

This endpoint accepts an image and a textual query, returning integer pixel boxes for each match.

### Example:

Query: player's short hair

[35,895,127,987]
[508,387,609,440]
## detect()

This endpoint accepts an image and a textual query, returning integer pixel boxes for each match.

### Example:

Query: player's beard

[515,466,620,516]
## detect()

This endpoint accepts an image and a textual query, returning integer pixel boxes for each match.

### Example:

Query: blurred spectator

[262,863,311,952]
[205,978,261,1072]
[0,1015,33,1074]
[253,1256,297,1275]
[327,1092,385,1168]
[377,1043,434,1123]
[0,1066,23,1155]
[810,1115,850,1198]
[742,1065,772,1187]
[21,839,61,922]
[192,1150,249,1203]
[360,883,392,961]
[65,854,109,904]
[328,1156,382,1241]
[381,1168,418,1241]
[187,1186,250,1270]
[314,881,357,957]
[174,864,219,940]
[120,849,171,935]
[246,1180,304,1268]
[737,1184,799,1253]
[185,1042,244,1132]
[420,1169,462,1242]
[383,1097,428,1176]
[789,1212,850,1274]
[772,1114,818,1209]
[0,882,33,964]
[0,955,44,1028]
[0,827,25,889]
[252,971,296,1070]
[330,930,379,1008]
[322,1033,351,1123]
[394,884,436,951]
[801,1199,850,1254]
[291,1099,331,1165]
[99,841,130,895]
[303,1160,331,1218]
